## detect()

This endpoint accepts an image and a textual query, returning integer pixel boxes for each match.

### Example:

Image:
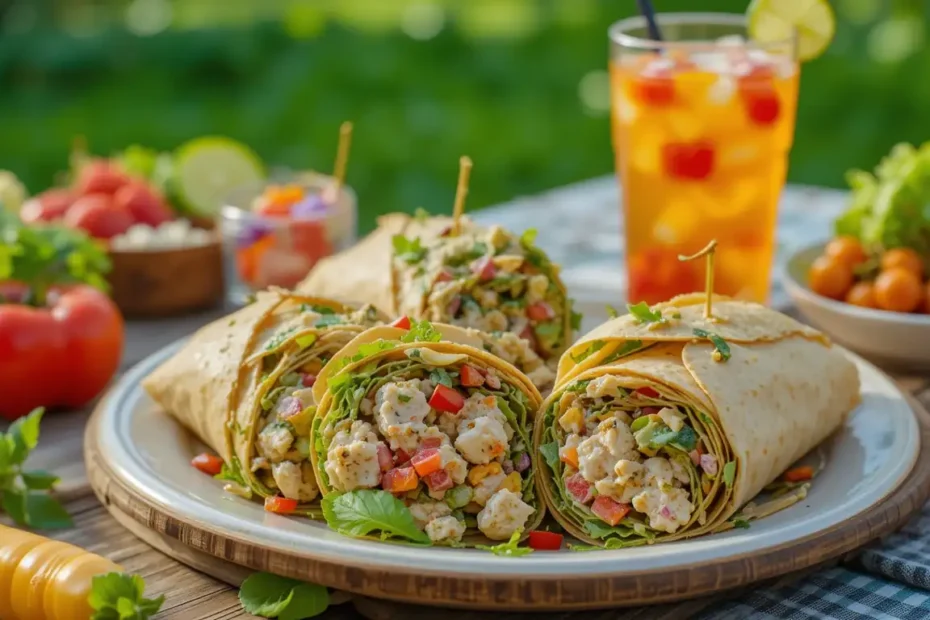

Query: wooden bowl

[107,240,224,318]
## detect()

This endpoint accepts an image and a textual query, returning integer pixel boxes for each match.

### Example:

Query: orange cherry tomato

[807,255,854,300]
[264,496,298,514]
[874,267,923,313]
[844,281,877,309]
[824,236,867,268]
[881,248,924,279]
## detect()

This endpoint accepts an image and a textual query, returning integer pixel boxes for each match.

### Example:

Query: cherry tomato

[264,496,298,514]
[113,181,173,227]
[526,301,555,322]
[881,248,924,279]
[661,142,715,180]
[527,531,564,551]
[591,496,631,526]
[459,364,485,387]
[390,315,411,329]
[824,236,867,268]
[428,384,465,414]
[64,194,134,240]
[807,255,854,300]
[19,189,74,223]
[191,453,224,476]
[564,472,593,504]
[874,267,923,313]
[844,281,877,309]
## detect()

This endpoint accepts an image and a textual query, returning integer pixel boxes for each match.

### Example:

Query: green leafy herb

[398,394,412,403]
[430,368,454,387]
[299,303,335,314]
[265,327,298,351]
[0,408,73,530]
[644,424,698,452]
[215,462,247,487]
[627,302,665,325]
[295,333,317,349]
[699,412,714,425]
[692,328,731,362]
[0,211,111,305]
[392,235,427,264]
[605,305,619,319]
[321,489,430,544]
[88,572,164,620]
[722,461,736,487]
[400,319,442,343]
[238,572,329,619]
[538,441,560,470]
[732,518,751,529]
[519,228,538,247]
[476,529,532,557]
[314,315,344,328]
[565,380,591,394]
[570,340,605,364]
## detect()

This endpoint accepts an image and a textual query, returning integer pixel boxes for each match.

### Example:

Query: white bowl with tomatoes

[784,237,930,370]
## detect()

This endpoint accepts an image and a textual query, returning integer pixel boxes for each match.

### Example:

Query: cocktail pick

[636,0,664,42]
[330,121,353,197]
[451,156,473,237]
[678,239,718,320]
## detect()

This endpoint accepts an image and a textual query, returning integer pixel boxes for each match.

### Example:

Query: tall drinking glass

[609,14,798,305]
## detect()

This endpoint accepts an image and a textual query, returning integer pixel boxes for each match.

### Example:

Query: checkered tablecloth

[474,178,930,620]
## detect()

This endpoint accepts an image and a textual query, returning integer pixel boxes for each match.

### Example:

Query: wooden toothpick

[331,121,353,196]
[451,156,473,236]
[678,239,718,320]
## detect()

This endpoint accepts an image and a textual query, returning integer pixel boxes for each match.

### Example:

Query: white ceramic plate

[95,334,919,583]
[784,243,930,371]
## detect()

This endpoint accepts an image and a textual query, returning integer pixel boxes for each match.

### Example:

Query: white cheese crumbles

[477,489,536,540]
[426,515,466,544]
[271,461,319,502]
[110,219,214,251]
[375,379,431,453]
[325,421,382,492]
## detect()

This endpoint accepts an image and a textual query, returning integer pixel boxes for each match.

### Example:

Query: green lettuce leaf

[321,489,430,544]
[476,529,532,557]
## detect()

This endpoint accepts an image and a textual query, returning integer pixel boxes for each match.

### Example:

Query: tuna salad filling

[313,348,539,545]
[538,375,725,546]
[393,223,577,360]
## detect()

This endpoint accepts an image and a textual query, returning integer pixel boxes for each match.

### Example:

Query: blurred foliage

[0,0,929,232]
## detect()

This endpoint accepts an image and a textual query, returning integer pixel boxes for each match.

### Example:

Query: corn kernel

[467,462,503,486]
[559,406,584,433]
[498,471,522,494]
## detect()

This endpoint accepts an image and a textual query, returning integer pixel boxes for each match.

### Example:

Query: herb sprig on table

[89,573,165,620]
[0,407,73,529]
[239,573,330,619]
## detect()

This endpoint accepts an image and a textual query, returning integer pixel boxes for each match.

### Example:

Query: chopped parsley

[692,328,731,362]
[627,301,665,325]
[605,305,619,319]
[430,368,454,387]
[401,320,442,343]
[392,235,426,264]
[732,518,751,529]
[398,394,412,403]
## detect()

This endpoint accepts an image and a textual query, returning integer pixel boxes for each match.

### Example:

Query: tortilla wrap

[143,290,387,516]
[534,293,860,546]
[310,323,545,546]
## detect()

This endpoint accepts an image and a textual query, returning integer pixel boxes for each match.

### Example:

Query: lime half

[747,0,836,62]
[174,137,266,216]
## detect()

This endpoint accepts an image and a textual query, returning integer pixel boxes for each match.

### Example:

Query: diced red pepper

[527,530,564,551]
[191,453,224,476]
[264,496,299,514]
[300,373,317,387]
[471,256,497,281]
[429,384,465,414]
[394,448,413,466]
[382,467,419,493]
[411,448,442,477]
[376,443,394,472]
[565,472,593,504]
[435,269,454,283]
[390,315,411,329]
[424,468,454,492]
[783,466,813,482]
[662,142,715,180]
[526,301,555,322]
[460,364,485,387]
[635,386,660,399]
[419,437,443,451]
[591,496,631,526]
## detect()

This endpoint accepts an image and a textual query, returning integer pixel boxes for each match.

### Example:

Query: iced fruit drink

[610,16,799,304]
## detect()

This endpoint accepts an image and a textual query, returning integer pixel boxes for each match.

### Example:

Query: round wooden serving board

[85,389,930,612]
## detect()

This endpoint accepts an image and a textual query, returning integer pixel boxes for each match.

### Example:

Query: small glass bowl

[218,171,357,305]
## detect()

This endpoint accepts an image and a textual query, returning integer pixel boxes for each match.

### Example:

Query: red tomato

[471,257,496,281]
[113,181,173,227]
[635,386,660,398]
[783,466,813,482]
[459,364,485,387]
[394,448,413,466]
[423,468,454,492]
[64,194,134,239]
[435,269,454,283]
[411,448,442,477]
[382,467,418,493]
[76,159,129,196]
[527,530,564,551]
[591,496,631,526]
[19,189,74,223]
[300,373,317,387]
[376,444,394,472]
[391,316,411,329]
[191,453,224,476]
[526,302,555,321]
[662,142,715,180]
[264,496,299,514]
[0,284,124,420]
[565,473,593,504]
[419,437,443,451]
[428,384,465,414]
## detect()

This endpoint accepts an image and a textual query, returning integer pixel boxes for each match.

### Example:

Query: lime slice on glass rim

[747,0,836,62]
[174,137,266,216]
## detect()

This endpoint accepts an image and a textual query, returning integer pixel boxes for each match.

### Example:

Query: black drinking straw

[636,0,664,41]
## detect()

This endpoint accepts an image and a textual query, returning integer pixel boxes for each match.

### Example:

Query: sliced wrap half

[310,322,545,546]
[143,290,386,517]
[534,293,860,547]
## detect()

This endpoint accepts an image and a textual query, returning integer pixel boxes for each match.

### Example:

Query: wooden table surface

[4,178,930,619]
